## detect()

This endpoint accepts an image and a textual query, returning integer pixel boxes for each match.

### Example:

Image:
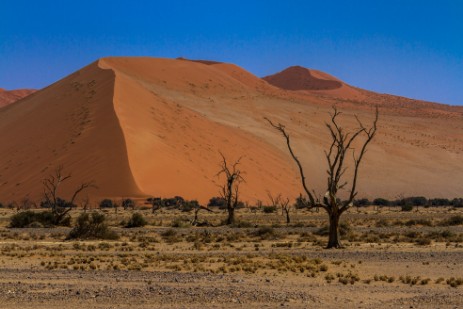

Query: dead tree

[81,196,90,213]
[42,166,95,225]
[122,198,136,211]
[281,198,291,225]
[191,204,214,226]
[217,152,244,225]
[265,107,378,248]
[268,193,292,225]
[251,200,262,225]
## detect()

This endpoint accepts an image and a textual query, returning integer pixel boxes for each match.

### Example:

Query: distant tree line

[354,196,463,209]
[2,195,462,212]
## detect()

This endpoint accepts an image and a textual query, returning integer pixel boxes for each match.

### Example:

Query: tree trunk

[192,209,199,226]
[227,207,235,225]
[326,213,342,248]
[285,210,290,225]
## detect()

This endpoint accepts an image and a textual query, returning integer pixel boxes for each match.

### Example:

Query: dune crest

[263,66,343,91]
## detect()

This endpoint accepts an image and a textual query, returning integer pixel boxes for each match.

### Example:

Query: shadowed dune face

[0,62,142,202]
[1,57,463,204]
[0,88,36,108]
[263,66,342,91]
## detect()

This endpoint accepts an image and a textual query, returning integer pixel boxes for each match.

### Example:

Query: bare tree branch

[341,107,379,213]
[266,106,379,248]
[42,166,95,225]
[264,117,317,206]
[217,152,244,224]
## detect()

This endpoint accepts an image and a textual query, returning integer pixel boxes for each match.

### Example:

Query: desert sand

[1,57,462,204]
[0,207,462,308]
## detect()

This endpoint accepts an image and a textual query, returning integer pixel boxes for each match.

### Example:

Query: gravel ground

[0,261,462,309]
[0,208,462,308]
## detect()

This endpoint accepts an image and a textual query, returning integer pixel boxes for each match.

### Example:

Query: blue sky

[1,1,462,105]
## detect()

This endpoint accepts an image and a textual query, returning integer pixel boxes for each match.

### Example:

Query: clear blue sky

[1,1,462,105]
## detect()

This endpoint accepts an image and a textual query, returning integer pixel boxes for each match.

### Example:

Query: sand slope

[0,61,141,202]
[1,57,462,204]
[0,88,36,108]
[101,57,300,203]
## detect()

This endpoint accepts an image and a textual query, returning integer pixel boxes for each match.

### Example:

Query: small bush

[405,219,432,226]
[446,277,463,288]
[253,227,280,240]
[415,238,431,246]
[373,198,390,206]
[67,212,119,240]
[353,198,370,207]
[452,198,463,208]
[325,274,335,283]
[99,199,114,209]
[400,275,421,286]
[161,196,185,208]
[441,230,454,238]
[10,211,51,228]
[402,196,428,207]
[429,198,451,206]
[207,197,226,209]
[184,200,200,212]
[125,213,147,228]
[230,220,254,228]
[161,229,181,243]
[441,215,463,226]
[161,229,177,238]
[375,219,391,227]
[171,216,190,228]
[122,199,135,209]
[401,204,413,212]
[9,210,70,228]
[405,231,420,239]
[263,206,276,213]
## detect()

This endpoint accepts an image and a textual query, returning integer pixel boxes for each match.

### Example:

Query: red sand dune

[263,66,343,91]
[0,88,36,107]
[0,57,462,205]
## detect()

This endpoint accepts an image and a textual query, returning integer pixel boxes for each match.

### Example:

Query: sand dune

[0,88,36,108]
[263,66,343,91]
[0,57,462,205]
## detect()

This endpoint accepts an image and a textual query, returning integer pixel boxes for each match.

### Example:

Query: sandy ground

[1,265,462,309]
[0,207,462,308]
